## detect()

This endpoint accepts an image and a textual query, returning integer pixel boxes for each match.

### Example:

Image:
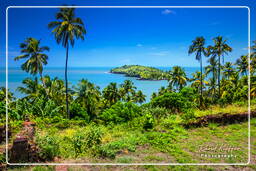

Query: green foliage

[69,102,89,121]
[84,125,103,148]
[99,102,142,124]
[99,133,145,159]
[111,65,168,80]
[36,133,60,160]
[142,113,155,130]
[151,92,194,113]
[32,166,55,171]
[142,106,169,120]
[180,109,196,124]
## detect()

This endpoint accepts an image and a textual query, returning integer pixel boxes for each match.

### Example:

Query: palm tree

[75,79,100,120]
[205,57,218,86]
[188,37,207,104]
[190,71,208,93]
[43,75,70,106]
[134,90,146,104]
[168,66,187,91]
[120,80,136,102]
[103,82,120,106]
[151,92,157,100]
[236,55,248,76]
[48,7,86,118]
[14,38,49,86]
[223,62,235,79]
[0,87,14,103]
[208,36,232,98]
[17,77,43,101]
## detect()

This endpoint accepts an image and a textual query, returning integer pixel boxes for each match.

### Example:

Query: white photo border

[5,5,251,166]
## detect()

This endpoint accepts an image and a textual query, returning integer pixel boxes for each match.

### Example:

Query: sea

[0,67,200,102]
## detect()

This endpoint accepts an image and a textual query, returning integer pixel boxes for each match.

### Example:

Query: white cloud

[136,43,143,47]
[161,9,176,15]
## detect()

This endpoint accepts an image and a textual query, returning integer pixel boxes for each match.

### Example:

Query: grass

[3,103,256,170]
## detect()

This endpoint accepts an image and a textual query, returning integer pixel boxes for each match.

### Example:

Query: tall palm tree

[168,66,187,91]
[205,57,218,85]
[103,82,120,106]
[48,7,86,118]
[236,55,248,76]
[223,62,235,79]
[14,38,49,86]
[75,79,100,120]
[208,36,232,98]
[188,37,207,104]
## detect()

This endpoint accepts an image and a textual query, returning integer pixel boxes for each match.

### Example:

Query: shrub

[99,102,142,124]
[84,125,103,148]
[70,131,86,156]
[143,113,155,130]
[70,102,90,121]
[36,134,60,160]
[142,106,169,120]
[151,92,194,113]
[161,115,182,129]
[181,109,196,124]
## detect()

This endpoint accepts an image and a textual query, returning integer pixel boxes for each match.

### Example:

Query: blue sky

[0,0,255,67]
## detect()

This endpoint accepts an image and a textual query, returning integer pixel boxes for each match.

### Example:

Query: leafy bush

[36,133,60,160]
[98,133,144,159]
[180,109,196,124]
[151,92,194,113]
[99,102,142,124]
[142,113,155,130]
[84,125,103,148]
[142,106,169,120]
[161,115,182,129]
[70,102,90,121]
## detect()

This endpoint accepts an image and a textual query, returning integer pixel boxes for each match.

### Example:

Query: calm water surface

[0,67,199,102]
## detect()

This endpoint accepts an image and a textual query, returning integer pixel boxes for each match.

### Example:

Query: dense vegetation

[110,65,169,80]
[1,7,255,167]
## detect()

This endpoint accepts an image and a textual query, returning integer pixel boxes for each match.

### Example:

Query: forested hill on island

[110,65,168,80]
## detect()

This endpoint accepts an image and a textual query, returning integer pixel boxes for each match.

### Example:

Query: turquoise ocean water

[0,67,199,102]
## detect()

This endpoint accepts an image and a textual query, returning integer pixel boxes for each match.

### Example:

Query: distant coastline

[110,65,169,81]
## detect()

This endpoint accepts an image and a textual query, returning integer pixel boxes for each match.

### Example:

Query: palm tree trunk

[39,72,45,88]
[200,57,203,107]
[65,43,70,119]
[218,55,221,98]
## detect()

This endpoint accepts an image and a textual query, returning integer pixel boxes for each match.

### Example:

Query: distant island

[110,65,168,80]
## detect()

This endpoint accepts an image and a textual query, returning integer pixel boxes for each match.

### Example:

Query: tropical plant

[133,90,146,104]
[48,7,86,118]
[223,62,235,79]
[119,80,137,102]
[188,37,207,105]
[74,79,101,120]
[236,55,248,76]
[102,82,120,107]
[190,71,208,94]
[0,87,14,103]
[14,37,49,86]
[17,77,43,101]
[168,66,187,91]
[99,102,142,124]
[207,36,232,98]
